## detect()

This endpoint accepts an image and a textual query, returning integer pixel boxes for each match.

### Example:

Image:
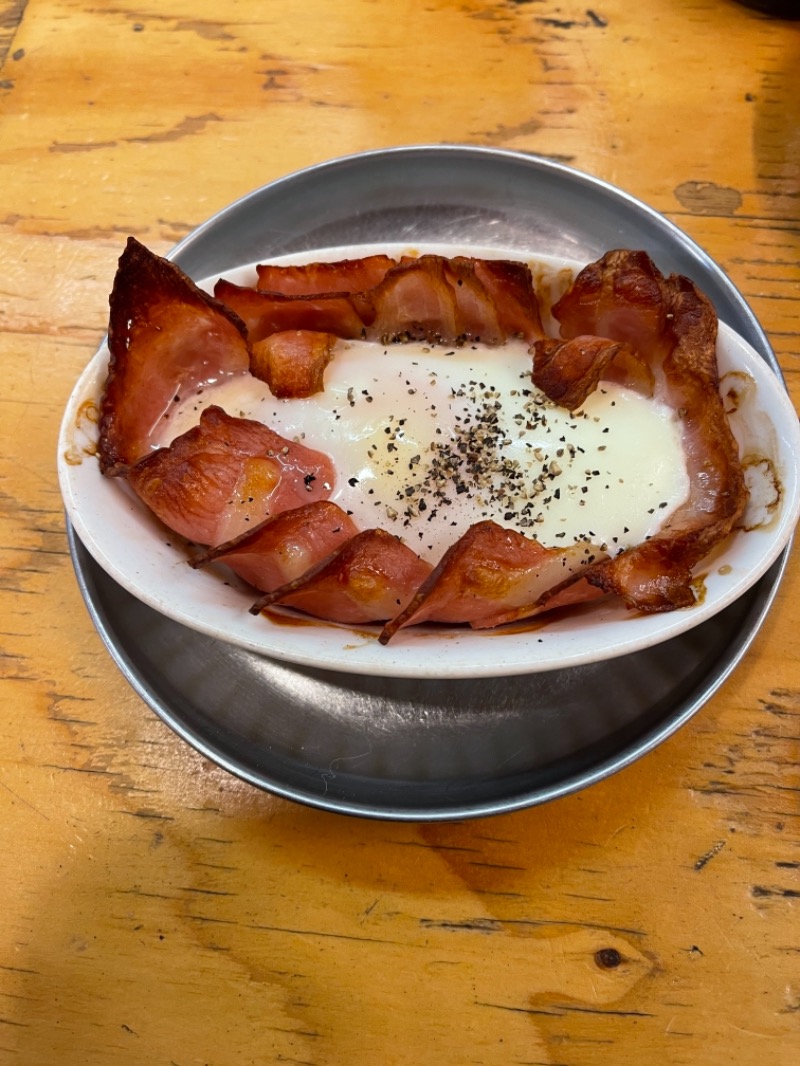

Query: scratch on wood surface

[243,922,400,946]
[43,762,122,778]
[560,1004,655,1018]
[0,778,49,819]
[751,885,800,899]
[420,918,502,934]
[694,840,727,871]
[473,117,542,143]
[49,113,223,153]
[116,808,175,820]
[476,999,564,1019]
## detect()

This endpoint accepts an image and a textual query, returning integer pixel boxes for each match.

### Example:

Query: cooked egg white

[163,338,689,562]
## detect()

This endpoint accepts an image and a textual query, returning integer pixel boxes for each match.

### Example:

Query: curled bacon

[379,521,607,642]
[250,330,338,398]
[189,501,358,592]
[532,335,653,410]
[250,528,433,624]
[99,237,251,474]
[549,250,748,612]
[213,279,366,344]
[256,255,395,295]
[469,258,545,343]
[126,405,335,547]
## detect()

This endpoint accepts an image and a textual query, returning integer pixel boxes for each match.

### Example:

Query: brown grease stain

[77,398,100,425]
[63,399,100,464]
[690,573,708,606]
[741,455,782,530]
[260,607,377,641]
[720,370,754,414]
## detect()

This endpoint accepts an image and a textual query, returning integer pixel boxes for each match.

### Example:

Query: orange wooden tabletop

[1,1,799,1063]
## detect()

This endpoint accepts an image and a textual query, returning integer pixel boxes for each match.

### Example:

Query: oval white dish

[58,244,800,679]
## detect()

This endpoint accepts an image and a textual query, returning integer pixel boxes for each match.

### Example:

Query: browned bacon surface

[256,255,395,295]
[213,279,366,344]
[550,250,748,612]
[379,522,606,642]
[250,330,338,398]
[362,256,459,343]
[360,255,544,345]
[190,501,358,592]
[251,528,433,624]
[99,237,251,475]
[214,254,544,349]
[469,258,545,343]
[126,406,335,547]
[532,335,653,410]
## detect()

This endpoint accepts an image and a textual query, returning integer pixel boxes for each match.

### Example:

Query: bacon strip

[256,255,395,295]
[379,522,607,642]
[362,256,459,343]
[213,279,366,344]
[126,405,335,547]
[99,237,251,475]
[361,255,544,345]
[250,330,338,398]
[550,250,748,612]
[215,254,544,349]
[250,528,433,624]
[532,335,653,410]
[469,258,545,343]
[189,501,358,592]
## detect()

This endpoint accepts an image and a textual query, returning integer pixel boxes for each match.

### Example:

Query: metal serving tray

[66,146,789,819]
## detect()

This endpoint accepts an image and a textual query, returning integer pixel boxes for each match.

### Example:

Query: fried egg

[162,337,689,563]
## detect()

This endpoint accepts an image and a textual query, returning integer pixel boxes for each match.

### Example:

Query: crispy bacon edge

[546,250,748,613]
[99,237,251,475]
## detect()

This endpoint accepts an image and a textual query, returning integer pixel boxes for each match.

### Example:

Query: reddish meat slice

[442,257,504,345]
[125,405,335,547]
[470,258,545,343]
[256,255,395,295]
[189,501,358,592]
[214,278,366,343]
[250,330,338,398]
[471,577,609,630]
[379,521,606,642]
[362,255,544,345]
[216,254,544,350]
[250,528,433,624]
[99,237,251,474]
[532,335,653,410]
[553,249,669,358]
[551,250,748,612]
[362,256,460,343]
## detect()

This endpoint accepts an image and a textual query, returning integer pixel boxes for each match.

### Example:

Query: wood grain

[1,1,798,1063]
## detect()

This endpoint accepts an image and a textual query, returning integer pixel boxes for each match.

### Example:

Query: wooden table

[2,1,798,1062]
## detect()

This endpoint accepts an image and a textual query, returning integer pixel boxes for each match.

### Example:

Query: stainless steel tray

[66,146,789,819]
